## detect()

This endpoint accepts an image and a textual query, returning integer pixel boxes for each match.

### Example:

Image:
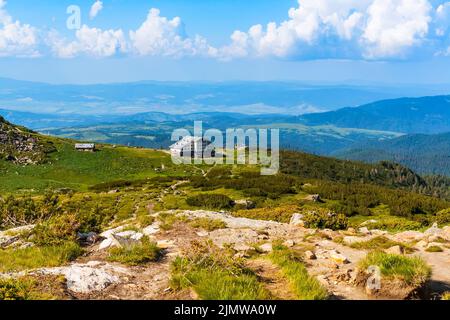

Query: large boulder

[290,213,304,227]
[37,261,128,294]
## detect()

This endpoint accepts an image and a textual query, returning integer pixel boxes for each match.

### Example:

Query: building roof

[170,136,208,150]
[75,143,95,149]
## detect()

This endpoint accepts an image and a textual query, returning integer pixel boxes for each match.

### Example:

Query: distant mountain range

[299,95,450,134]
[2,84,450,176]
[335,132,450,176]
[1,77,450,116]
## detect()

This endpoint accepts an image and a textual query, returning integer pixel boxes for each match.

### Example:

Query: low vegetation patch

[157,212,188,230]
[349,236,414,253]
[0,242,83,273]
[0,276,66,300]
[170,241,269,300]
[189,218,227,231]
[435,208,450,226]
[358,251,431,286]
[301,206,348,230]
[233,205,299,223]
[425,245,443,253]
[268,247,328,300]
[186,194,234,210]
[107,237,162,266]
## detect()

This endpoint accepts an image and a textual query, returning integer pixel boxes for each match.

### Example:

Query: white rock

[424,223,442,236]
[143,224,160,236]
[371,229,388,236]
[157,240,175,249]
[394,230,425,242]
[329,250,350,264]
[343,236,364,245]
[196,231,209,237]
[358,227,371,235]
[259,243,273,253]
[98,237,122,250]
[442,226,450,241]
[0,235,20,248]
[360,220,378,226]
[304,250,317,260]
[234,244,254,252]
[283,240,295,247]
[290,213,304,227]
[385,245,404,255]
[100,226,125,238]
[415,240,428,248]
[38,263,126,294]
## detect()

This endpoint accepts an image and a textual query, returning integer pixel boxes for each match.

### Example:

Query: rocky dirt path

[246,259,297,300]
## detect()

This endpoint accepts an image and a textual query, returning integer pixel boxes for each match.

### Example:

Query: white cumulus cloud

[217,0,435,60]
[89,1,103,20]
[49,25,127,58]
[0,0,39,57]
[362,0,432,58]
[129,8,216,58]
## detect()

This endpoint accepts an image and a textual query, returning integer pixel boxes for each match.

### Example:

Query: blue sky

[0,0,450,84]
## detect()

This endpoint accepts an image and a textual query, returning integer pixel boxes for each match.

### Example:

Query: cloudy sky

[1,0,450,84]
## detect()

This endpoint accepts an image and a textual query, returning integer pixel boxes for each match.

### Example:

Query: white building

[170,136,215,159]
[75,143,95,152]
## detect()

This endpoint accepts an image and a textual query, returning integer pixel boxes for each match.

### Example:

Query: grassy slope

[0,135,180,194]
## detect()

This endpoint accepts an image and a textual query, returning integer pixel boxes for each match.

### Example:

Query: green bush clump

[33,214,80,246]
[108,237,162,266]
[189,218,227,231]
[268,247,328,300]
[358,251,431,286]
[425,245,443,253]
[170,241,269,300]
[435,208,450,225]
[0,193,61,229]
[186,194,234,210]
[0,242,83,273]
[301,207,348,230]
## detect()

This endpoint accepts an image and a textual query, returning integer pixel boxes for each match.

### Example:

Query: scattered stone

[108,189,119,194]
[233,199,255,209]
[234,244,254,252]
[371,229,388,236]
[157,240,175,249]
[427,242,445,249]
[358,227,371,235]
[424,223,442,237]
[360,220,378,227]
[258,234,269,241]
[385,245,404,255]
[0,235,20,249]
[290,213,304,227]
[343,236,364,245]
[196,231,209,237]
[394,230,425,242]
[259,243,273,253]
[442,226,450,241]
[98,237,122,250]
[347,227,356,234]
[283,240,295,247]
[304,250,317,260]
[100,226,125,239]
[415,240,428,249]
[77,232,100,245]
[329,250,350,264]
[304,194,321,202]
[143,224,160,236]
[316,275,329,286]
